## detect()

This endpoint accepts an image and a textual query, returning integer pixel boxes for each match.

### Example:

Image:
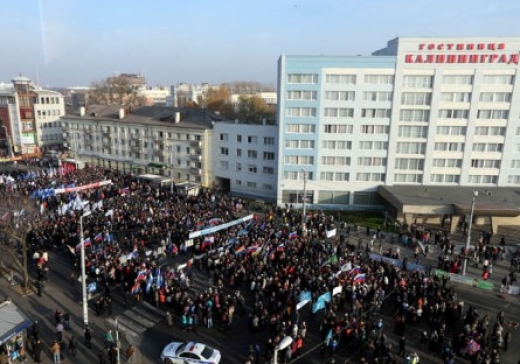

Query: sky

[1,0,519,88]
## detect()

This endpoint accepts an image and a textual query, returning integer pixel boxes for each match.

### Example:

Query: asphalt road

[1,227,519,364]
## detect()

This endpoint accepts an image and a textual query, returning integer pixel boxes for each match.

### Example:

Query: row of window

[283,171,384,182]
[220,148,275,160]
[288,90,394,102]
[234,180,274,190]
[219,134,275,145]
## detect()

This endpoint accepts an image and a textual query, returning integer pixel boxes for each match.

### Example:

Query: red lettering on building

[457,44,464,50]
[480,55,487,63]
[467,43,474,50]
[499,54,508,63]
[458,55,468,63]
[404,52,520,64]
[426,54,435,63]
[510,54,519,64]
[415,55,424,63]
[405,55,414,63]
[477,43,485,50]
[447,55,457,63]
[447,44,454,50]
[437,44,444,50]
[419,44,426,50]
[498,43,505,50]
[489,54,499,63]
[436,55,446,63]
[428,44,435,50]
[488,43,496,50]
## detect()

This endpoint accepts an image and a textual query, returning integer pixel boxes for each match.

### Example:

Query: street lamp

[462,191,478,276]
[301,169,307,236]
[273,336,293,364]
[79,210,92,328]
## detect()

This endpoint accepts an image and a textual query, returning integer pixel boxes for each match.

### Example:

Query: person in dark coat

[33,339,43,363]
[84,327,92,349]
[69,335,77,357]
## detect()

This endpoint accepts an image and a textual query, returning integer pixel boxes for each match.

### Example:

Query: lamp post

[462,191,478,276]
[301,169,307,236]
[273,336,293,364]
[80,210,92,328]
[211,194,216,216]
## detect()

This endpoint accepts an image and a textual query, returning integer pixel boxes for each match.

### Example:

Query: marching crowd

[0,164,518,364]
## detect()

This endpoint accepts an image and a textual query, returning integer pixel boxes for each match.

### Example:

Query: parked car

[160,341,221,364]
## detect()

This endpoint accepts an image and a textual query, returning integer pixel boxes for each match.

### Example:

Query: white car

[160,341,222,364]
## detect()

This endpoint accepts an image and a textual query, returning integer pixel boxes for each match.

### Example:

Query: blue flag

[312,300,326,313]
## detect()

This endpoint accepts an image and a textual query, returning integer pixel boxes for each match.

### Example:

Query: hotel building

[276,37,520,208]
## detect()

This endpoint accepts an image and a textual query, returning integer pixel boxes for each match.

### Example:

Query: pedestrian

[166,311,173,327]
[19,343,27,362]
[63,312,71,330]
[33,339,42,363]
[104,329,114,348]
[84,327,92,349]
[56,322,64,342]
[109,344,117,364]
[35,280,42,297]
[398,335,406,356]
[68,335,77,357]
[126,345,135,361]
[50,340,61,364]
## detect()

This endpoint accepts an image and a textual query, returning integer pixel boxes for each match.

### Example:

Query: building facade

[60,106,217,185]
[213,120,278,201]
[277,37,520,208]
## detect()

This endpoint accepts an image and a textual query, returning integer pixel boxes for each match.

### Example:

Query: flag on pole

[95,233,103,242]
[353,273,366,284]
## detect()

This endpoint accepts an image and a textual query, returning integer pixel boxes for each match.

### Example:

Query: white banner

[333,285,343,296]
[326,229,337,238]
[54,180,112,195]
[189,214,254,239]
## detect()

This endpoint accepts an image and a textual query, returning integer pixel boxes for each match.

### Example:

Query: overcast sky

[1,0,519,88]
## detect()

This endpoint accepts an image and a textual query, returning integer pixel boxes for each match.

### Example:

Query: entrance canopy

[0,300,32,346]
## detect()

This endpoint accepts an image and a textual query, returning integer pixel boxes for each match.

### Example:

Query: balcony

[153,149,164,157]
[190,167,201,175]
[84,128,93,135]
[190,154,202,161]
[190,140,202,148]
[130,133,140,140]
[102,129,111,135]
[131,145,142,153]
[84,139,93,146]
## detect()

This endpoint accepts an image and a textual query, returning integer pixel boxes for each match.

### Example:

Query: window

[247,150,257,159]
[361,108,391,118]
[324,91,355,101]
[247,182,257,188]
[441,92,471,103]
[263,184,273,190]
[321,140,352,150]
[432,159,462,168]
[247,136,258,144]
[284,156,314,165]
[436,126,466,135]
[285,124,316,133]
[401,92,432,106]
[263,152,275,160]
[398,126,428,138]
[395,158,424,170]
[443,75,473,85]
[477,110,509,120]
[283,171,313,180]
[324,108,354,118]
[474,126,505,136]
[264,137,275,145]
[434,142,464,152]
[360,125,389,134]
[399,109,430,122]
[237,135,242,143]
[263,167,274,175]
[363,91,393,102]
[236,149,242,157]
[247,165,257,173]
[471,143,503,152]
[236,180,242,185]
[356,173,385,182]
[219,161,229,169]
[396,142,426,154]
[467,175,498,184]
[219,133,228,141]
[403,75,433,88]
[479,92,512,103]
[320,172,350,182]
[394,174,423,183]
[482,75,514,85]
[325,74,356,84]
[364,75,394,84]
[471,159,500,168]
[508,175,520,184]
[511,160,520,168]
[286,107,317,117]
[359,141,388,150]
[285,140,315,149]
[220,147,229,155]
[438,109,469,119]
[430,174,461,183]
[287,73,318,84]
[324,124,353,133]
[358,157,386,166]
[321,156,351,166]
[287,90,318,100]
[236,162,242,171]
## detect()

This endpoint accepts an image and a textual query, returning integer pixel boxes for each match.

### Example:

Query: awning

[0,301,32,345]
[147,163,167,169]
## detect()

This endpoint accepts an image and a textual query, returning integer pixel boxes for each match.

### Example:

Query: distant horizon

[1,0,519,88]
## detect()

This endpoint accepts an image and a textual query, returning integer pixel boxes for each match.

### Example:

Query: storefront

[0,300,32,361]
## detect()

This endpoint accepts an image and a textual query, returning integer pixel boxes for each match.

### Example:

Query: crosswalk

[107,303,165,345]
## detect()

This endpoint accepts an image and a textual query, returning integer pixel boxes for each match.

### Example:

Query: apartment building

[0,77,65,155]
[213,119,278,201]
[277,37,520,208]
[60,105,218,185]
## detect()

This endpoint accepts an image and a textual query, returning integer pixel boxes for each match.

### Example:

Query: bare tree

[0,193,36,293]
[88,76,146,106]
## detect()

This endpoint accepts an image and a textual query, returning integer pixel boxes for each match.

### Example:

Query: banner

[54,180,112,195]
[317,292,331,304]
[299,291,312,303]
[189,214,254,239]
[332,286,342,296]
[312,300,326,313]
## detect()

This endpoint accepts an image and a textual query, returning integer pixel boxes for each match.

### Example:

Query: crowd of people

[0,164,518,364]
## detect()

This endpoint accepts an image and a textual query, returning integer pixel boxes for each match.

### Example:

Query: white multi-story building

[167,83,213,108]
[277,37,520,208]
[33,89,66,149]
[138,86,171,105]
[213,120,278,200]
